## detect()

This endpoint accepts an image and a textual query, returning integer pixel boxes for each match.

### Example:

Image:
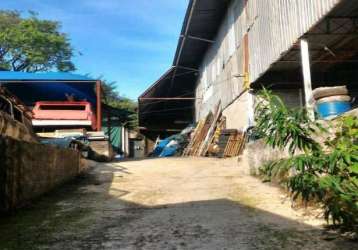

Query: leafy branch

[256,89,358,231]
[0,10,75,72]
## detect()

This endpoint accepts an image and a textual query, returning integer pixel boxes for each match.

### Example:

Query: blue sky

[0,0,188,99]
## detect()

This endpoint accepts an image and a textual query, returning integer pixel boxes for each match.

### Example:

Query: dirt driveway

[0,157,356,249]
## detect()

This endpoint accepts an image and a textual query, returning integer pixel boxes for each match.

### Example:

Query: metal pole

[300,39,315,120]
[96,80,102,131]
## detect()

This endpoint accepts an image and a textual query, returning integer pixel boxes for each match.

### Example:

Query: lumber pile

[182,112,214,156]
[183,102,246,158]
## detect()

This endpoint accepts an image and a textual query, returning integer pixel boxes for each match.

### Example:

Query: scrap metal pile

[38,129,113,162]
[0,86,37,143]
[182,103,246,158]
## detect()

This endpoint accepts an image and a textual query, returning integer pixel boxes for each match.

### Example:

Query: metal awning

[0,71,103,131]
[138,66,196,132]
[253,0,358,89]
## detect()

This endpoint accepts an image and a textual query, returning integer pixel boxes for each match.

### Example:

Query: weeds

[255,89,358,231]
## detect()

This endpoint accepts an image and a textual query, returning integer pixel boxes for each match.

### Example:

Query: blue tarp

[151,131,191,157]
[152,139,171,156]
[159,143,179,157]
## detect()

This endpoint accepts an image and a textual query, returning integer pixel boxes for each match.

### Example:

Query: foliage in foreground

[255,89,358,231]
[0,10,75,72]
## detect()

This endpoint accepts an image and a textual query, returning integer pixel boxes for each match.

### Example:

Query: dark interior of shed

[252,0,358,109]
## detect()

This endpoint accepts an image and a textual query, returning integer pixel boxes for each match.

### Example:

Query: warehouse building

[139,0,358,138]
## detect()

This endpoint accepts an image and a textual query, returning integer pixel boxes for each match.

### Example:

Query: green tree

[101,79,138,129]
[0,10,75,72]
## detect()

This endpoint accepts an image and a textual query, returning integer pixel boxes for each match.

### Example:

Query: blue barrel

[316,101,351,118]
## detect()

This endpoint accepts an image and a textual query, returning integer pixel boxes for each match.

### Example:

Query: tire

[312,86,348,100]
[316,95,351,104]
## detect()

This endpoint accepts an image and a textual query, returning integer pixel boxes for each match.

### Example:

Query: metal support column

[96,80,102,131]
[300,39,315,120]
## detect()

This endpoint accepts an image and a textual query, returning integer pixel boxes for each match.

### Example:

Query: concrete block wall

[0,136,81,212]
[0,111,37,143]
[244,139,290,176]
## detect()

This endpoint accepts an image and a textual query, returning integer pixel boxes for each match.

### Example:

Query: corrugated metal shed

[0,72,98,105]
[141,0,358,129]
[0,71,104,131]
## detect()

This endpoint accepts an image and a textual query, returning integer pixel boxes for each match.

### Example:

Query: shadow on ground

[0,163,356,250]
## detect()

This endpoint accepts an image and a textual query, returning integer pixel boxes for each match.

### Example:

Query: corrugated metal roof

[0,71,95,81]
[173,0,231,69]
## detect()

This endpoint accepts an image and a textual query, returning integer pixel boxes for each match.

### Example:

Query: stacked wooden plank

[216,129,234,157]
[182,112,214,156]
[207,117,226,156]
[222,130,246,157]
[183,101,246,158]
[198,102,222,156]
[183,102,222,156]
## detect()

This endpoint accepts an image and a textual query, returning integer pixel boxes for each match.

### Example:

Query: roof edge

[138,66,176,99]
[172,0,195,66]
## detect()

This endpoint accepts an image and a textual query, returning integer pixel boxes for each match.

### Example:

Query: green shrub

[256,89,358,231]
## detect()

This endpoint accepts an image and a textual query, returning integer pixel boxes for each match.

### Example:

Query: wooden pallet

[223,132,246,157]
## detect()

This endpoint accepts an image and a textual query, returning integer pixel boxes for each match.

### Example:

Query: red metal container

[32,101,97,130]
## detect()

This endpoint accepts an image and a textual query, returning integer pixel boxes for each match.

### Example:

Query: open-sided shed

[0,71,102,131]
[139,0,230,139]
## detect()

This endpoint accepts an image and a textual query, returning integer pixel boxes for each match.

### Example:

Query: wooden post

[300,39,315,120]
[96,80,102,131]
[243,34,250,89]
[247,90,255,128]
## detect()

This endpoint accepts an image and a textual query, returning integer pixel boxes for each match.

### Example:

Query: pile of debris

[150,126,194,157]
[149,102,247,158]
[182,103,246,158]
[0,86,37,143]
[38,129,113,162]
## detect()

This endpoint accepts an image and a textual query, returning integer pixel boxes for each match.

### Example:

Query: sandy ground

[0,157,356,250]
